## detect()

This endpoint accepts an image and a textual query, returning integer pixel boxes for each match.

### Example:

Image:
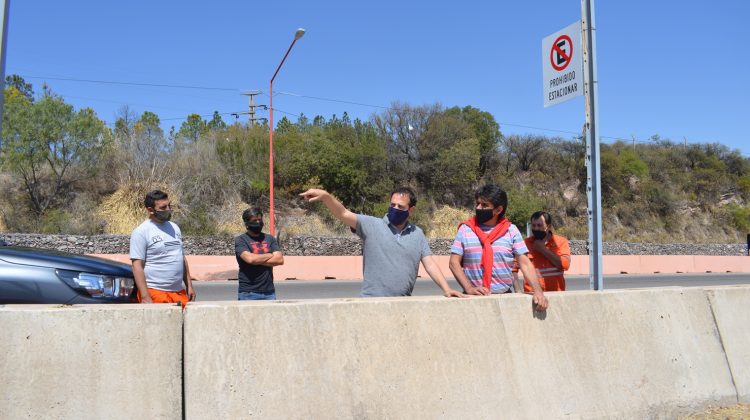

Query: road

[193,273,750,301]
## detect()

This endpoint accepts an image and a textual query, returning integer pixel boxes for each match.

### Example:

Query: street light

[268,27,305,236]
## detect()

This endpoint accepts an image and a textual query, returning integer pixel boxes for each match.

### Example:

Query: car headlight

[57,270,135,298]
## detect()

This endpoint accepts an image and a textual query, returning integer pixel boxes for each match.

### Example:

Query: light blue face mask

[387,206,409,226]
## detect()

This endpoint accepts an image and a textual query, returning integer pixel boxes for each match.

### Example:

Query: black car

[0,246,137,304]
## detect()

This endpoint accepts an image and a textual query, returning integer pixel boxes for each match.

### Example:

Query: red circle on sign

[550,34,573,71]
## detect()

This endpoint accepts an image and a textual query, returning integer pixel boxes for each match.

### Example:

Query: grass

[96,186,177,234]
[681,403,750,419]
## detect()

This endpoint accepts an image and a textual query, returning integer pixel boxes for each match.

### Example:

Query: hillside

[1,78,748,243]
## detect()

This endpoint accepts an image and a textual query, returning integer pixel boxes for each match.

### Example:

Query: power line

[159,111,241,122]
[98,110,245,127]
[58,92,199,113]
[497,122,580,136]
[25,75,238,92]
[274,91,389,109]
[14,74,750,157]
[271,107,300,118]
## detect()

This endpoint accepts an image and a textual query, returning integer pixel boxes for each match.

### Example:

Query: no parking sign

[542,21,583,107]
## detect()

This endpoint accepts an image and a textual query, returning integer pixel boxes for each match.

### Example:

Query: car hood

[0,246,133,277]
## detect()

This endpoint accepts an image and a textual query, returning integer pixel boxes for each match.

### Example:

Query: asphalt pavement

[193,273,750,301]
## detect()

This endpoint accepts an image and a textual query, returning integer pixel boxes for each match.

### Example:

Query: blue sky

[6,0,750,156]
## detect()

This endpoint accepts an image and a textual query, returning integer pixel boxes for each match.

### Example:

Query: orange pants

[138,288,189,307]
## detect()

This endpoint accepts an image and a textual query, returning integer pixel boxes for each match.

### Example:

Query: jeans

[238,291,276,301]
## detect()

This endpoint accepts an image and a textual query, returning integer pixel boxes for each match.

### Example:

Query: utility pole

[240,90,267,126]
[582,0,603,290]
[0,0,10,155]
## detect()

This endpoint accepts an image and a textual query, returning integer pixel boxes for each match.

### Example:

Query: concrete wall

[92,254,750,281]
[707,286,750,403]
[183,287,745,419]
[3,287,748,419]
[0,304,183,420]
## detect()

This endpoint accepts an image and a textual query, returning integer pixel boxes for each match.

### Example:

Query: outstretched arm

[299,189,357,228]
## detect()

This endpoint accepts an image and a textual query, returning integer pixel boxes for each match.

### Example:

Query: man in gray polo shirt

[130,190,195,305]
[300,187,464,298]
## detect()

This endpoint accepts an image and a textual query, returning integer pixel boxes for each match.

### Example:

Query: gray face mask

[153,210,172,222]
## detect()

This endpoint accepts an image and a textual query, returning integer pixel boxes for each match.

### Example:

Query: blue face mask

[387,206,410,226]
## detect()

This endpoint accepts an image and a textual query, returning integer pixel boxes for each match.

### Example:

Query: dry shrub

[97,185,178,234]
[682,403,750,419]
[427,205,473,238]
[278,207,343,237]
[0,173,14,232]
[216,202,344,238]
[216,196,252,234]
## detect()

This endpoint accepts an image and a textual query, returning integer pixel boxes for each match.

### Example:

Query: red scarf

[459,216,511,290]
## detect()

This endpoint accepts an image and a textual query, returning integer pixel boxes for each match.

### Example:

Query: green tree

[504,134,548,172]
[215,124,270,202]
[4,74,34,100]
[417,110,479,205]
[599,146,625,206]
[274,115,390,213]
[1,89,109,215]
[372,102,442,186]
[113,108,170,187]
[207,111,227,131]
[618,149,649,179]
[177,114,207,143]
[444,105,501,179]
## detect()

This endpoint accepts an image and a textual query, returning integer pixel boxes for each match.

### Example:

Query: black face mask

[475,208,494,224]
[246,221,264,234]
[153,210,172,223]
[531,229,547,240]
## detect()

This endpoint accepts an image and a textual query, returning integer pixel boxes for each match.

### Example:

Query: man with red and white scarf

[449,184,548,310]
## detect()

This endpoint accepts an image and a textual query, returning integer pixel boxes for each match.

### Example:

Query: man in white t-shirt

[129,190,195,305]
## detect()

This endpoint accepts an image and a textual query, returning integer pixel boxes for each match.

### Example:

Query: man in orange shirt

[522,211,571,292]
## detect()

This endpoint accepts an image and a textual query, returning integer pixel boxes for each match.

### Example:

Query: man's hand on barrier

[444,289,467,298]
[465,286,490,296]
[532,292,549,311]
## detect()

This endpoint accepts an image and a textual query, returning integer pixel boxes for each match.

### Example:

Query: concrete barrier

[706,286,750,403]
[183,287,740,419]
[0,304,184,420]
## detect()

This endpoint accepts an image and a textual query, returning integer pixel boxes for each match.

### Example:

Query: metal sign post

[542,4,602,290]
[0,0,10,155]
[581,0,603,290]
[542,21,583,107]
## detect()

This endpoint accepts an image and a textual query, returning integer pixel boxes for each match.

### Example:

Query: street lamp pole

[268,27,305,236]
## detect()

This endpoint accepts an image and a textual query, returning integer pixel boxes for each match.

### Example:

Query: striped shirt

[450,223,528,293]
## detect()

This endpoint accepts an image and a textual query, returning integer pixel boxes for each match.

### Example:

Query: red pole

[269,79,275,236]
[268,34,302,237]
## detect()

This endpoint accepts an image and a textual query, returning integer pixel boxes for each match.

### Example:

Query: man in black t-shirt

[234,207,284,300]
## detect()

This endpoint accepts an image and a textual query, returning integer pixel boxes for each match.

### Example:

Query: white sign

[542,21,583,107]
